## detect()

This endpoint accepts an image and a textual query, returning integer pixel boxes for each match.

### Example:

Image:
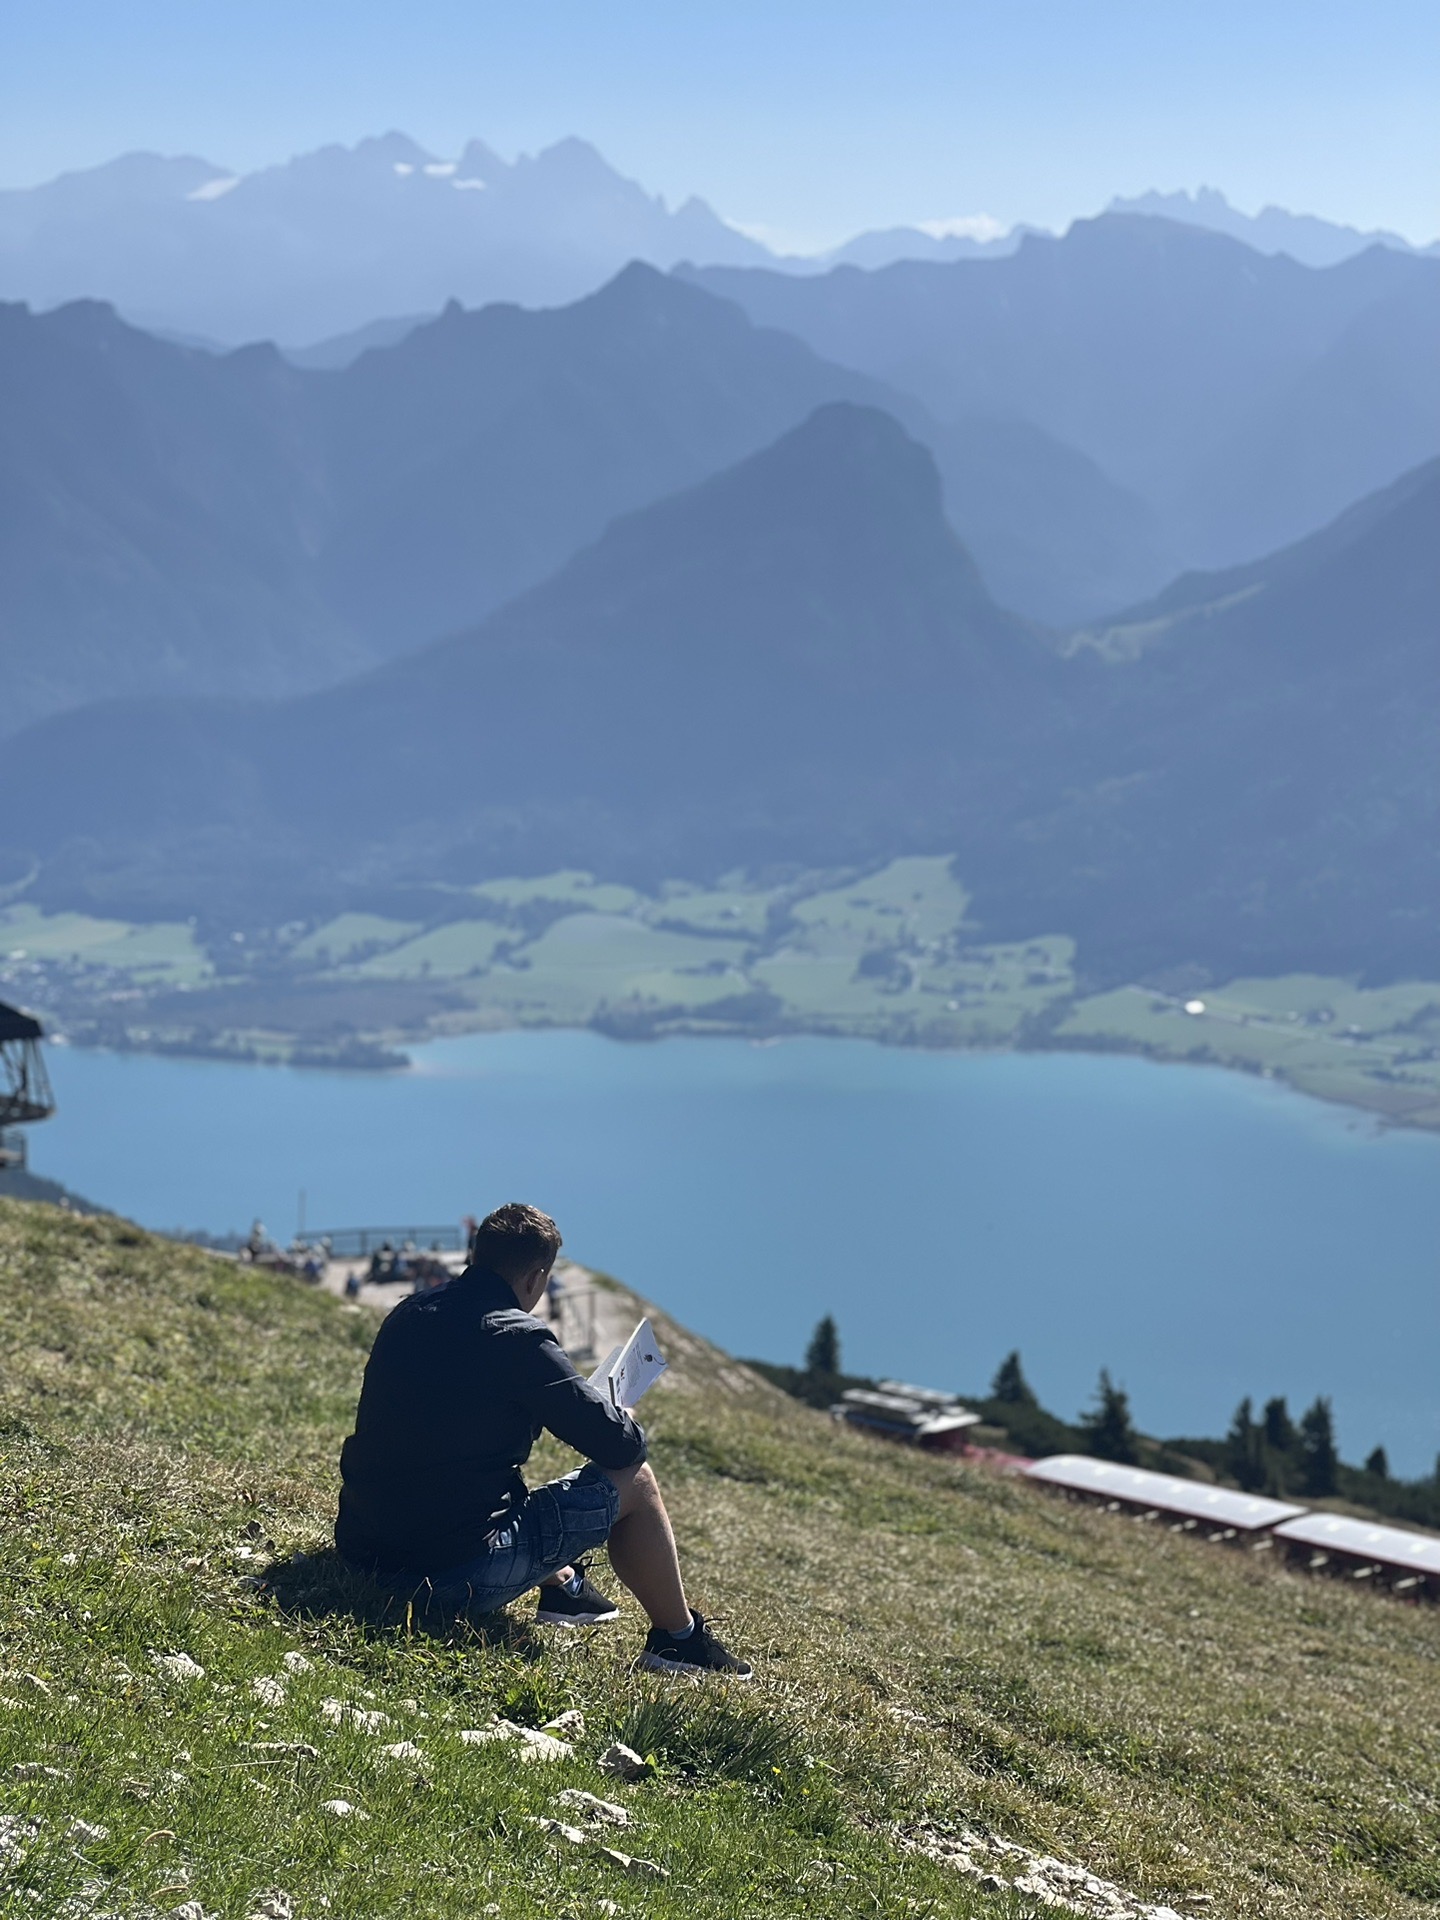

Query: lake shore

[10,854,1440,1135]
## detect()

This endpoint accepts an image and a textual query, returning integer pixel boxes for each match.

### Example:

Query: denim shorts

[423,1463,620,1611]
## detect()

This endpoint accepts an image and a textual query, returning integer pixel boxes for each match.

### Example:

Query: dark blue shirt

[335,1265,646,1575]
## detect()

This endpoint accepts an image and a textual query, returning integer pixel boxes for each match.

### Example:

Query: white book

[588,1317,668,1409]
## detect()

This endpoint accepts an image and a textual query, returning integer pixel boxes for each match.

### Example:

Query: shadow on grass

[258,1546,545,1657]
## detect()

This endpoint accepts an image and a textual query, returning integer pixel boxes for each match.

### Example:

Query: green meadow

[8,860,1440,1126]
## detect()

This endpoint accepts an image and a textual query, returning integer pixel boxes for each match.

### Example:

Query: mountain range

[4,136,1434,351]
[686,216,1440,566]
[2,256,1185,736]
[3,402,1438,989]
[0,134,767,345]
[0,405,1066,918]
[10,210,1438,742]
[4,145,1438,1002]
[1105,187,1439,270]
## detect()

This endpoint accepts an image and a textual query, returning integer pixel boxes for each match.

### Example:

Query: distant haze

[4,2,1437,250]
[0,134,1432,351]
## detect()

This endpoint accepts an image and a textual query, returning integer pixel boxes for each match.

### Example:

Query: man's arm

[514,1323,649,1468]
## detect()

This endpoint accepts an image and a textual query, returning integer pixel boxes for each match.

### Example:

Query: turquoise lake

[32,1031,1440,1476]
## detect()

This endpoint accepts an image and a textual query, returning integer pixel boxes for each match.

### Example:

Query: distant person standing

[546,1265,567,1331]
[335,1201,750,1675]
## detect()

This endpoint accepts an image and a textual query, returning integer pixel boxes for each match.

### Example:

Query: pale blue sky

[4,0,1437,249]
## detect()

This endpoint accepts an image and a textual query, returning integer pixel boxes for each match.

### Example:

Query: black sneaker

[638,1610,753,1679]
[534,1560,621,1626]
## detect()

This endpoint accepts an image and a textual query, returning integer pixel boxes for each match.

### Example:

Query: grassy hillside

[1,1201,1438,1918]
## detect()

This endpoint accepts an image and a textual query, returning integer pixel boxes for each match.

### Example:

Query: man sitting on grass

[335,1201,751,1677]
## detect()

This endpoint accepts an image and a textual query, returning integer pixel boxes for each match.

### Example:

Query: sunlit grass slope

[1,1201,1438,1919]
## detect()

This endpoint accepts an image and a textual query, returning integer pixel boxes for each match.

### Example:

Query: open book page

[588,1317,668,1409]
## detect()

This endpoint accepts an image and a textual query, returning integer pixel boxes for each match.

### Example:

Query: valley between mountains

[2,212,1438,1124]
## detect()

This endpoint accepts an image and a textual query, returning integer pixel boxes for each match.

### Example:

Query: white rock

[542,1709,585,1737]
[533,1816,589,1845]
[0,1814,41,1867]
[67,1820,109,1843]
[169,1903,217,1920]
[320,1799,368,1819]
[598,1847,668,1878]
[12,1763,69,1779]
[459,1719,572,1761]
[281,1652,312,1674]
[556,1787,630,1826]
[250,1677,286,1706]
[379,1741,423,1761]
[246,1894,295,1920]
[152,1652,206,1683]
[320,1698,389,1732]
[597,1742,653,1782]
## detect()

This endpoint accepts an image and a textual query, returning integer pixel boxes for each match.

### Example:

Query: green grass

[354,921,511,980]
[1058,978,1440,1127]
[3,1202,1439,1918]
[0,904,211,986]
[290,915,423,964]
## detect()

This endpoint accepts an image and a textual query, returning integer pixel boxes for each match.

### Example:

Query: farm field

[8,863,1440,1128]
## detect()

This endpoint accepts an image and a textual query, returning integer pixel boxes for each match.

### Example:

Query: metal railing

[308,1224,468,1257]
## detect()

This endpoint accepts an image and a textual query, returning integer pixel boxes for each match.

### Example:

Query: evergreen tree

[1225,1396,1264,1491]
[1079,1369,1139,1465]
[1298,1396,1339,1497]
[804,1314,841,1379]
[1364,1445,1389,1480]
[1262,1395,1295,1454]
[989,1350,1038,1407]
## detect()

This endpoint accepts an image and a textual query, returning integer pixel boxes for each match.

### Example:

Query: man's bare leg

[601,1462,690,1632]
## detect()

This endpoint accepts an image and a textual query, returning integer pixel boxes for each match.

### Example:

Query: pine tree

[1262,1395,1295,1454]
[1364,1445,1389,1480]
[1298,1396,1339,1497]
[1225,1396,1264,1491]
[804,1314,841,1380]
[989,1350,1038,1407]
[1079,1369,1139,1465]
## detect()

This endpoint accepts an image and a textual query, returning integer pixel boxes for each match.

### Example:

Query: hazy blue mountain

[0,298,365,732]
[283,313,432,370]
[0,266,1174,733]
[1177,270,1440,562]
[807,225,1027,271]
[2,425,1437,990]
[685,214,1440,567]
[304,265,1169,640]
[1107,186,1437,268]
[994,455,1440,980]
[0,405,1060,911]
[0,133,770,344]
